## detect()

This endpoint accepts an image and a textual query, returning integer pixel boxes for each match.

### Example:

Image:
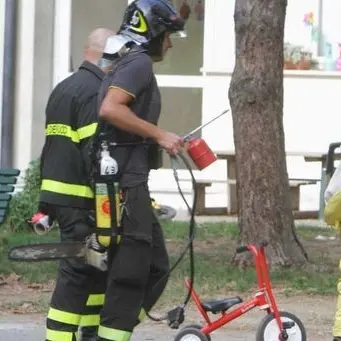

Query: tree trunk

[228,0,308,266]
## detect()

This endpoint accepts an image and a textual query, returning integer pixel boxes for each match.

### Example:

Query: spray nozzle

[182,109,230,142]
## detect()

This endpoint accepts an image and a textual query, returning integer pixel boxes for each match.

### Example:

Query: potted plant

[284,42,296,69]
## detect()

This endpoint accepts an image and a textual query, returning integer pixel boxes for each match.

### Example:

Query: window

[70,0,127,70]
[69,0,205,75]
[153,0,205,75]
[157,87,202,167]
[284,0,341,71]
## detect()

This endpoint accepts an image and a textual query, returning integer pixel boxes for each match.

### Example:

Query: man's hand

[156,131,184,155]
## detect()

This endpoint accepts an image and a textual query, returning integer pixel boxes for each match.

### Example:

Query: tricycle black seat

[202,296,243,313]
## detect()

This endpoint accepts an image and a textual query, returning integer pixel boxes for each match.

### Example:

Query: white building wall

[13,0,36,172]
[31,0,55,161]
[53,0,71,86]
[0,0,6,156]
[12,0,58,176]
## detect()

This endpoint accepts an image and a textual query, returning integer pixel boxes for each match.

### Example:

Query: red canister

[186,138,217,170]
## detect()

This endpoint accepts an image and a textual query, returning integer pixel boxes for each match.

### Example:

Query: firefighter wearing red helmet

[93,0,186,340]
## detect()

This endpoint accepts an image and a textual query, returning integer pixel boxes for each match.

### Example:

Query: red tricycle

[174,242,306,341]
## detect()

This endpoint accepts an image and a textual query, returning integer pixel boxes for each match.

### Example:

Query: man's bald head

[83,28,116,66]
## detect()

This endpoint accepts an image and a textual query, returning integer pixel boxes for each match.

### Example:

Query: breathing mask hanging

[98,33,141,70]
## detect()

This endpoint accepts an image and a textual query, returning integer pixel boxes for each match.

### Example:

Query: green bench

[0,168,21,224]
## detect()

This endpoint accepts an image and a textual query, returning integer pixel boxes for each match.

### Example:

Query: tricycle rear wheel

[174,327,209,341]
[182,324,211,341]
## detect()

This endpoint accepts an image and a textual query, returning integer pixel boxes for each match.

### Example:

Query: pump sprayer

[183,109,229,170]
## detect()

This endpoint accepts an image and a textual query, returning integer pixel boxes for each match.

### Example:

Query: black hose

[146,151,198,322]
[94,138,198,324]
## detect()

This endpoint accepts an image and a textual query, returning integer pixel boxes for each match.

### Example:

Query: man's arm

[99,88,183,154]
[99,54,184,154]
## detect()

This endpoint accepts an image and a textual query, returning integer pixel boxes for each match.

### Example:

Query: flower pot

[297,60,312,70]
[284,60,297,70]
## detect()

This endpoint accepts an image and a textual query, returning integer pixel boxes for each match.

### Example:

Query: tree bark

[228,0,308,266]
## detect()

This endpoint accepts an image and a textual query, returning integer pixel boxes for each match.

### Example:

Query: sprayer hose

[146,151,198,322]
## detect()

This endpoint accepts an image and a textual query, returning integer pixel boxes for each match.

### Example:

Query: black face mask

[147,32,166,59]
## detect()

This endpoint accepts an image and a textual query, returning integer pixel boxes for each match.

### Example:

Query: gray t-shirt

[97,48,161,188]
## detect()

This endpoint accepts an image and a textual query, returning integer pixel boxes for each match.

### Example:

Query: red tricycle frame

[184,243,287,339]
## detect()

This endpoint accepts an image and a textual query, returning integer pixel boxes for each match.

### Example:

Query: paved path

[0,314,254,341]
[0,295,335,341]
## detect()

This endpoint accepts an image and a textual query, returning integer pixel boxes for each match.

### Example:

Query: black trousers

[98,183,170,341]
[45,206,108,341]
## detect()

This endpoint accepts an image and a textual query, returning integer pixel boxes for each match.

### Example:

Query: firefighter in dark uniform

[39,28,115,341]
[93,1,186,340]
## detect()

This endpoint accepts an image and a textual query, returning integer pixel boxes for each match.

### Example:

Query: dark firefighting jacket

[39,61,104,209]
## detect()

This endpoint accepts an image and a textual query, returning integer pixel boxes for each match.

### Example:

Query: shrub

[4,158,41,232]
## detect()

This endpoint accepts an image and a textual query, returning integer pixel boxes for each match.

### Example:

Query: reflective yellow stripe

[41,179,94,198]
[46,328,74,341]
[46,124,79,143]
[79,314,99,327]
[48,307,81,326]
[78,123,98,140]
[45,122,97,143]
[138,308,146,322]
[86,294,105,306]
[98,326,131,341]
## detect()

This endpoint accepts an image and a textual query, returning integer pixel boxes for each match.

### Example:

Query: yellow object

[129,10,148,34]
[41,179,94,198]
[46,328,75,341]
[151,199,160,210]
[95,183,111,247]
[333,261,341,337]
[98,325,131,341]
[45,122,98,143]
[324,190,341,231]
[114,183,122,244]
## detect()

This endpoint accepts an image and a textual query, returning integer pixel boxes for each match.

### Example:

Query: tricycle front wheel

[256,311,306,341]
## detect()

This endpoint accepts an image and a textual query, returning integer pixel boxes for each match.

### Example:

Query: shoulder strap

[90,48,154,181]
[113,59,154,179]
[116,70,154,177]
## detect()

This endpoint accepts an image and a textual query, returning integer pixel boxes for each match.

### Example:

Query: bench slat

[289,178,320,182]
[0,176,17,185]
[0,185,14,193]
[0,168,20,177]
[0,201,9,209]
[0,193,11,201]
[0,208,7,224]
[185,178,319,187]
[289,180,317,187]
